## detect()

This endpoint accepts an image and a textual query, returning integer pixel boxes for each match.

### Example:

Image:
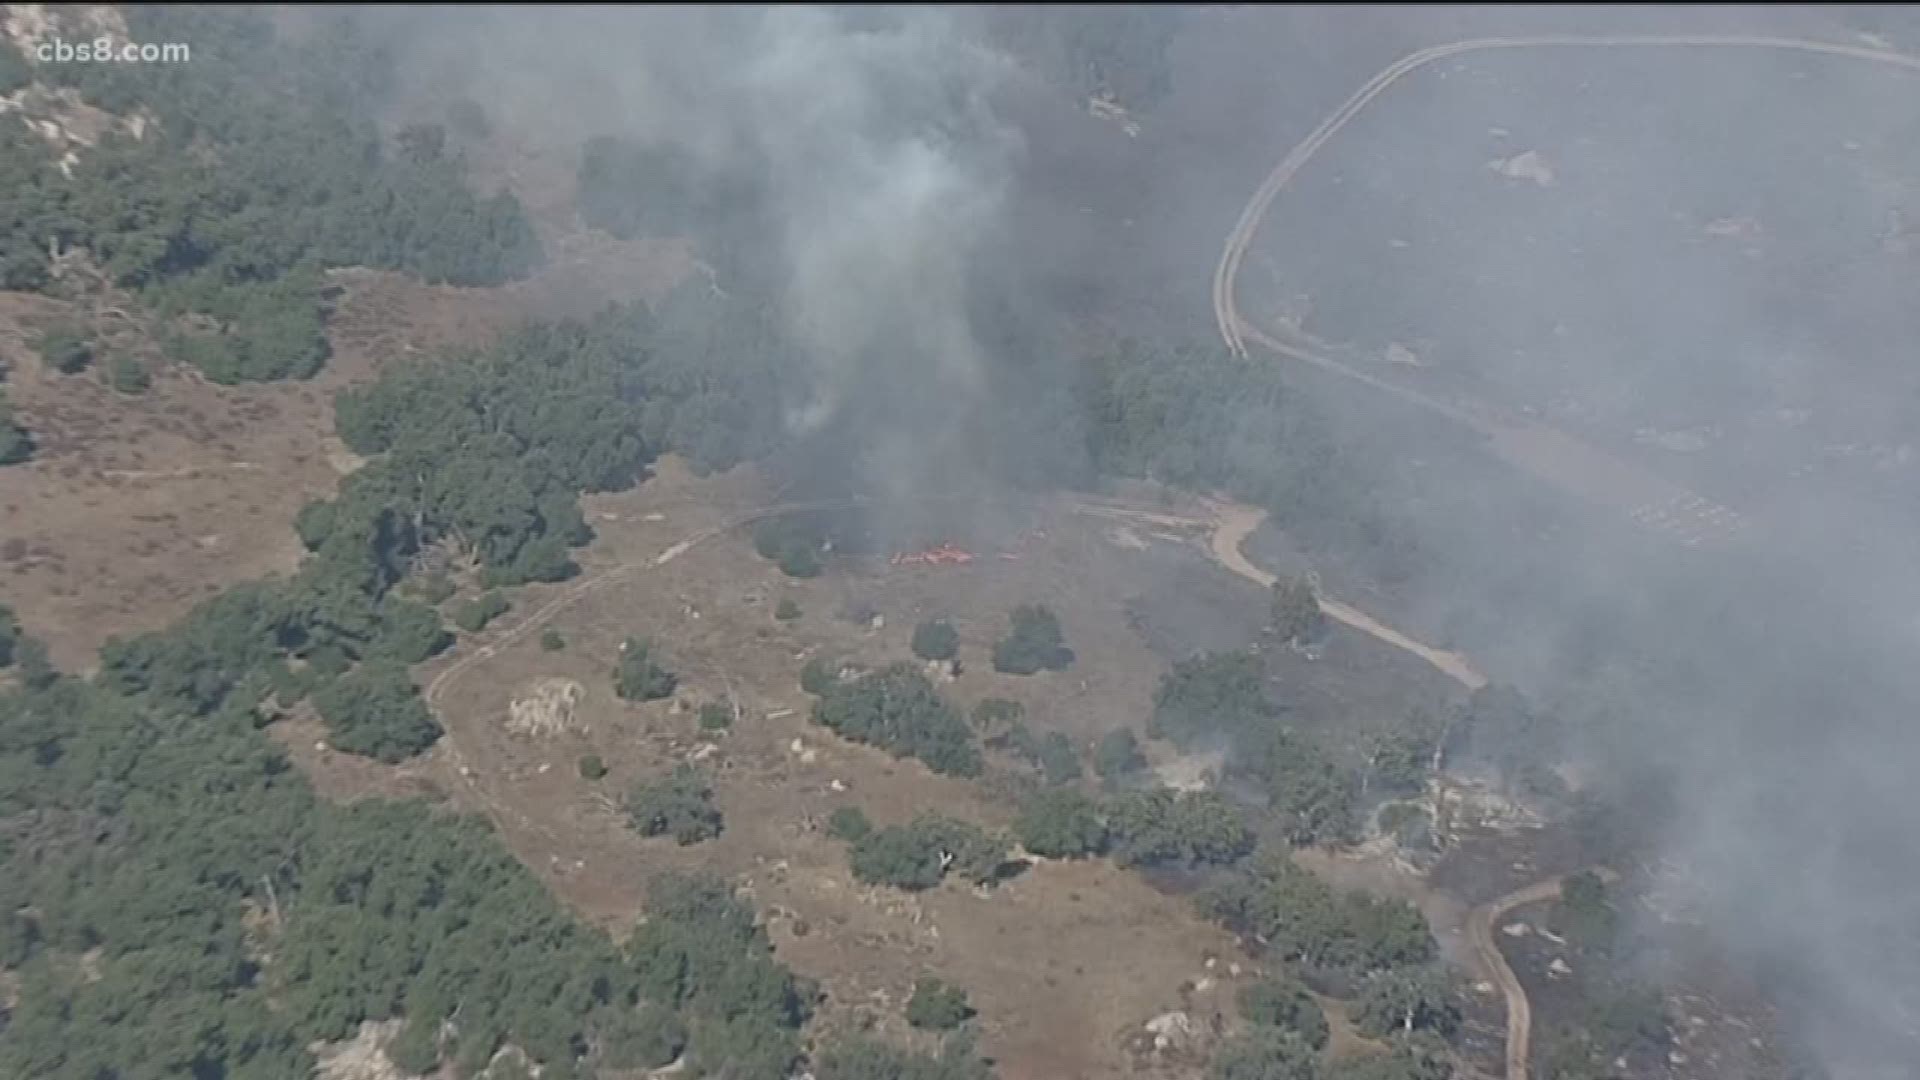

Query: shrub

[311,661,443,763]
[600,1002,687,1070]
[1094,728,1146,782]
[905,978,973,1031]
[991,604,1072,674]
[812,663,981,777]
[578,754,608,780]
[910,619,960,662]
[626,764,722,845]
[454,590,509,632]
[1014,788,1107,859]
[827,805,873,842]
[1237,974,1329,1049]
[800,656,839,695]
[540,627,566,651]
[413,572,457,605]
[753,518,823,579]
[108,354,151,394]
[775,597,801,621]
[699,700,735,731]
[848,815,1003,891]
[971,697,1023,731]
[36,325,92,374]
[1035,731,1083,784]
[614,637,677,701]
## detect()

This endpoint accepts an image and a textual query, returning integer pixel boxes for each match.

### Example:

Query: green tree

[827,805,873,842]
[906,977,974,1031]
[1237,973,1329,1050]
[699,700,735,731]
[1352,966,1460,1039]
[368,597,450,662]
[991,604,1072,674]
[1104,788,1254,869]
[1322,1045,1452,1080]
[753,517,824,579]
[971,697,1023,733]
[848,815,1003,891]
[813,1034,993,1080]
[1269,575,1325,643]
[1548,871,1620,954]
[311,661,443,762]
[626,765,723,845]
[0,604,19,668]
[454,590,510,632]
[107,354,151,394]
[36,325,93,374]
[1149,650,1271,749]
[1262,729,1359,847]
[600,1002,687,1070]
[812,663,981,777]
[1094,728,1146,783]
[911,618,960,662]
[1208,1025,1319,1080]
[615,637,678,702]
[0,394,32,465]
[1014,788,1107,859]
[1033,730,1084,785]
[801,656,840,695]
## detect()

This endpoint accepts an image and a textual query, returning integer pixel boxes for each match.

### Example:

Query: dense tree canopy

[1149,650,1274,749]
[0,8,541,381]
[846,814,1006,891]
[1103,787,1255,869]
[311,660,443,763]
[1237,972,1330,1050]
[812,663,982,777]
[1014,787,1108,858]
[1198,852,1436,983]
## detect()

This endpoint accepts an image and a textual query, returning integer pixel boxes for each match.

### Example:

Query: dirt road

[1206,500,1487,690]
[1466,866,1621,1080]
[1215,34,1920,551]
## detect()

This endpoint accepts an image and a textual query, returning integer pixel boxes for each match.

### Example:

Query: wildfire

[889,542,974,567]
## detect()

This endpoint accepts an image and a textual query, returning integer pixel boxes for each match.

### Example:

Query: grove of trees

[844,814,1007,892]
[1,9,542,382]
[809,663,983,778]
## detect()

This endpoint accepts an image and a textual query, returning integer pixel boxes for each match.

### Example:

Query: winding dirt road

[1215,34,1920,551]
[1466,867,1621,1080]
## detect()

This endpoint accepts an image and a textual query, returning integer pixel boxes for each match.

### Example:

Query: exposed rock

[506,678,586,738]
[1488,149,1556,186]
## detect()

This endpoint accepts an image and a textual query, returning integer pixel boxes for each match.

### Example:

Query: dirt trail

[1208,501,1487,689]
[1215,34,1920,549]
[1466,866,1620,1080]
